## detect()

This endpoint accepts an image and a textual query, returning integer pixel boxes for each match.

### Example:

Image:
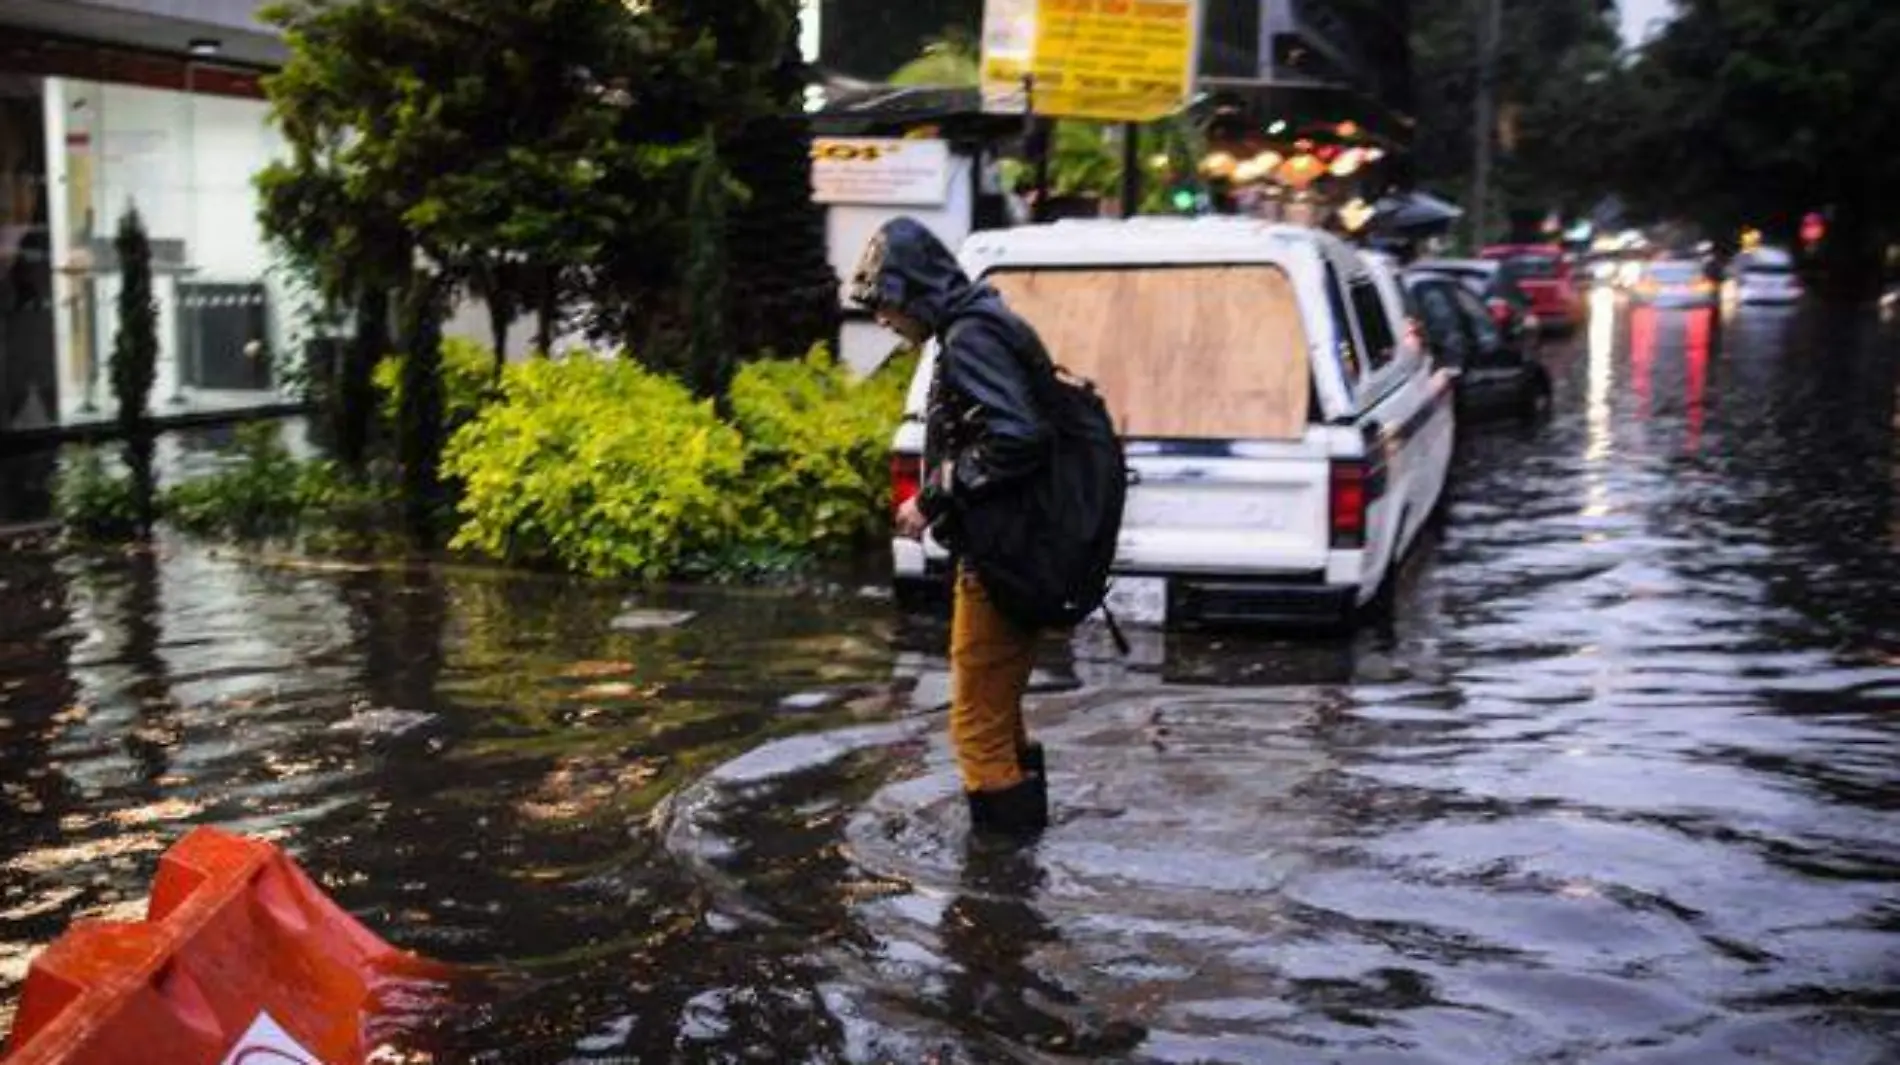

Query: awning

[809,79,1023,141]
[0,0,284,66]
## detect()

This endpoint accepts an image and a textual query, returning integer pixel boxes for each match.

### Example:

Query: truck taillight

[890,453,922,518]
[1329,459,1368,549]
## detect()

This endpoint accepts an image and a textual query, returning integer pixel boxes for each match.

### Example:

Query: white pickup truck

[890,218,1455,628]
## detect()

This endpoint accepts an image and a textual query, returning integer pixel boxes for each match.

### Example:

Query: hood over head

[846,217,984,335]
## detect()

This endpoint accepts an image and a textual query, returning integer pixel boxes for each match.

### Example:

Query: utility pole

[1471,0,1501,250]
[1119,122,1140,218]
[1024,75,1054,223]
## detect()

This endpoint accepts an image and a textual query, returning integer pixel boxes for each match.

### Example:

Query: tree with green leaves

[262,0,713,350]
[1603,0,1900,296]
[109,205,159,532]
[661,0,839,364]
[258,0,742,528]
[683,137,733,402]
[256,78,409,473]
[397,276,447,543]
[889,29,980,87]
[1410,0,1622,241]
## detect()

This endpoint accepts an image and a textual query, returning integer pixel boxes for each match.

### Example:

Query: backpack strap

[945,303,1067,406]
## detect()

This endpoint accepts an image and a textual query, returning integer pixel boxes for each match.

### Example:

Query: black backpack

[946,311,1128,636]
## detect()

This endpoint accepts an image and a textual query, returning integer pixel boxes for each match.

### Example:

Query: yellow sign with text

[981,0,1199,122]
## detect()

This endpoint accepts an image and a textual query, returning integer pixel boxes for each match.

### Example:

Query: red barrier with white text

[4,827,449,1065]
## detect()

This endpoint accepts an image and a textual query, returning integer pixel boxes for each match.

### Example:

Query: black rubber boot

[1017,741,1048,818]
[967,776,1049,838]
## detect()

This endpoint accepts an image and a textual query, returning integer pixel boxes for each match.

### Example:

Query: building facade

[1,1,297,439]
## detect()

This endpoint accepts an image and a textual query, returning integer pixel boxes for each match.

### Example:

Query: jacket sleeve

[918,318,1051,519]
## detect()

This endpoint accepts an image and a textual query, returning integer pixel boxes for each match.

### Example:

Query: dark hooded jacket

[849,218,1052,540]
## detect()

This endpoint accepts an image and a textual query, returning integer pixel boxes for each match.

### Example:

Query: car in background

[1633,259,1718,307]
[1727,246,1803,305]
[1403,270,1552,421]
[1480,243,1585,331]
[891,218,1456,629]
[1410,258,1540,347]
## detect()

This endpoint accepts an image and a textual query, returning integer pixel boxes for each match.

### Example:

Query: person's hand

[895,496,929,541]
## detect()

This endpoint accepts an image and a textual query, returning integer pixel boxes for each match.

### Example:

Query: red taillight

[890,453,922,518]
[1487,297,1512,325]
[1329,459,1368,549]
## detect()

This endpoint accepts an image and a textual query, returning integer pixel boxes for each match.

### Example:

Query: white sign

[979,0,1040,113]
[810,138,953,207]
[220,1012,320,1065]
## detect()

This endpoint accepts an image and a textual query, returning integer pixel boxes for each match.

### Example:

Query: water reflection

[0,294,1897,1062]
[1586,286,1619,466]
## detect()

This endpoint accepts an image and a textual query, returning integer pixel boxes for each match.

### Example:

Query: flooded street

[3,295,1899,1062]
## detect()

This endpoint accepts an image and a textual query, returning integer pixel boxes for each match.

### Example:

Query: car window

[1349,279,1397,373]
[1413,284,1471,367]
[1325,263,1365,388]
[1503,255,1560,281]
[1450,286,1508,365]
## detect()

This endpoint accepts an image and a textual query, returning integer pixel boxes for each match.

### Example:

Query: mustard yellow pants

[950,568,1038,793]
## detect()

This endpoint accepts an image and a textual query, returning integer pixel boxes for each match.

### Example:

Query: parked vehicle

[1410,258,1540,346]
[1480,243,1584,331]
[1403,270,1552,421]
[1633,259,1719,307]
[1727,246,1803,305]
[890,218,1456,628]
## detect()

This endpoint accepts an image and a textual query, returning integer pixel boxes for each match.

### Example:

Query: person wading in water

[849,217,1057,838]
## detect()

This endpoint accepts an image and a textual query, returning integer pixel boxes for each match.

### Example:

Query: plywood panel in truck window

[987,265,1311,441]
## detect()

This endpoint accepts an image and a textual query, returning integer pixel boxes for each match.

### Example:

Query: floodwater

[2,292,1898,1063]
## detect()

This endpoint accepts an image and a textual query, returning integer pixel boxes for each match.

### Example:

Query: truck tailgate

[1119,443,1332,574]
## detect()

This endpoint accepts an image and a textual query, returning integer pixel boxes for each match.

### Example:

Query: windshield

[1743,263,1794,276]
[986,265,1312,440]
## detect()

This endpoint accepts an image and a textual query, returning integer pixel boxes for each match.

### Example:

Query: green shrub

[162,423,345,539]
[373,335,495,429]
[54,447,143,540]
[727,346,916,553]
[442,355,747,578]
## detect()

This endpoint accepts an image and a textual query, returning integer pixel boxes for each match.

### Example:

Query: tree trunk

[486,296,511,382]
[398,275,446,547]
[718,20,840,363]
[685,138,731,404]
[535,265,557,357]
[124,433,157,537]
[338,287,388,472]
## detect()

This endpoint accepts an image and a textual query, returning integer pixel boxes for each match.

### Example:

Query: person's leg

[950,569,1044,833]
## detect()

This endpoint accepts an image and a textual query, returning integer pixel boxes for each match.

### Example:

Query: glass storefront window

[41,73,296,425]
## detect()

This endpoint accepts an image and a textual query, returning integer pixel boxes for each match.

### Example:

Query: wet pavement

[2,292,1898,1062]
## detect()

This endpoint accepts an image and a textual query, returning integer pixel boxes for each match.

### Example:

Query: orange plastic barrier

[5,827,449,1065]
